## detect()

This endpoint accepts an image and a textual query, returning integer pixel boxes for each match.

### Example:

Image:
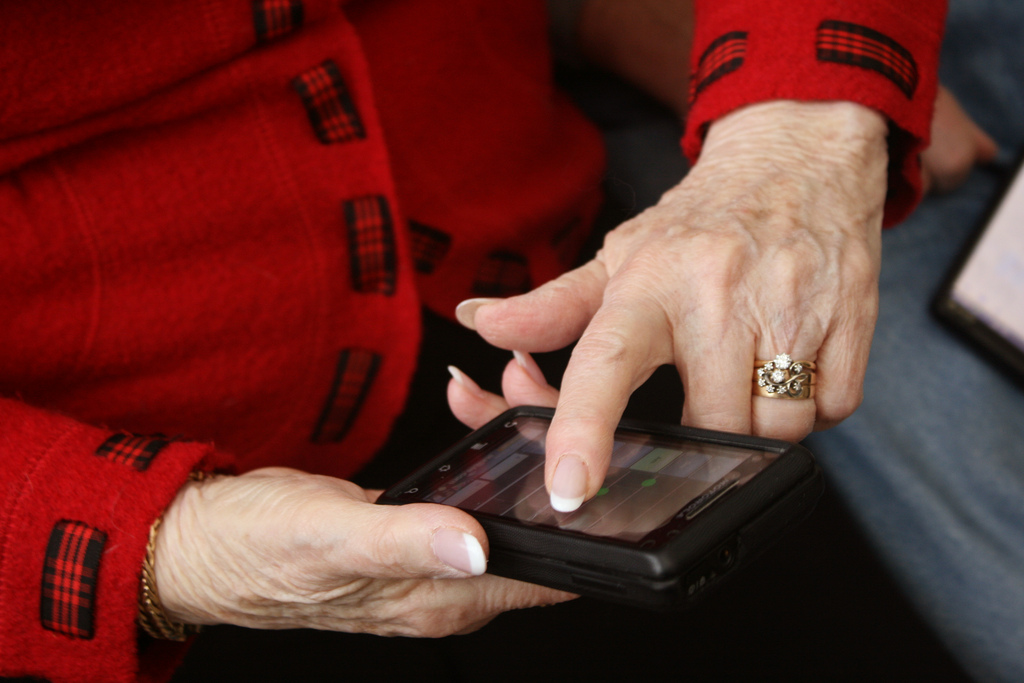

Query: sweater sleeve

[683,0,947,227]
[0,398,234,682]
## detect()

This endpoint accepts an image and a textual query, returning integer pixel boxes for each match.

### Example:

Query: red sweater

[0,1,944,680]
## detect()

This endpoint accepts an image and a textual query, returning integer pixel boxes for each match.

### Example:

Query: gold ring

[753,354,816,400]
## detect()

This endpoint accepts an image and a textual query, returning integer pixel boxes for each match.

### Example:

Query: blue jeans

[802,3,1024,682]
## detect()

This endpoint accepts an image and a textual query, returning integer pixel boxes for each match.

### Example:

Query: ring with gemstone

[753,353,816,399]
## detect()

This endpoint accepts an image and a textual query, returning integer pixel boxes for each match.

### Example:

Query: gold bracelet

[138,471,209,641]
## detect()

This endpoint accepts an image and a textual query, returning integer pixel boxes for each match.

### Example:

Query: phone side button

[569,574,629,596]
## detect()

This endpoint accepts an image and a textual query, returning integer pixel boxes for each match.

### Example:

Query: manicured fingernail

[447,365,485,396]
[550,455,588,512]
[513,350,547,387]
[455,298,499,330]
[432,528,487,576]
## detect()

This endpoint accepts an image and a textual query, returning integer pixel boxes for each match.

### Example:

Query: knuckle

[686,229,751,282]
[575,326,634,367]
[569,320,666,386]
[765,247,817,301]
[601,215,655,270]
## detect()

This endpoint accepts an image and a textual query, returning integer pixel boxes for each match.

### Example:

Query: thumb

[455,259,608,352]
[345,502,490,579]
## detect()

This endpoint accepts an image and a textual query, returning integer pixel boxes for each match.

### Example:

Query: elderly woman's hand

[152,467,573,636]
[458,99,888,512]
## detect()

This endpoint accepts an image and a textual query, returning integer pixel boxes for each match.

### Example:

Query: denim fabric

[804,3,1024,682]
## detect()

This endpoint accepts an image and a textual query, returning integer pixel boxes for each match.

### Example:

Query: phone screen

[394,416,778,543]
[948,162,1024,355]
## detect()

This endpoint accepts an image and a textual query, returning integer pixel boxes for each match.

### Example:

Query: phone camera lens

[717,547,735,569]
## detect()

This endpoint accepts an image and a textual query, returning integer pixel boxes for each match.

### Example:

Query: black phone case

[378,406,824,610]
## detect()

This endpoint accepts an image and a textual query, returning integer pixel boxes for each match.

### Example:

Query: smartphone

[377,406,823,610]
[934,152,1024,385]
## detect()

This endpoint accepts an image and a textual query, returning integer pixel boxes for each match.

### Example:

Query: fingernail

[550,455,588,512]
[455,298,499,330]
[447,365,485,396]
[432,528,487,576]
[513,350,547,387]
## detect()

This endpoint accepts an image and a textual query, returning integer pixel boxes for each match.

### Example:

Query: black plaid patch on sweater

[41,521,106,639]
[293,60,366,144]
[817,21,918,98]
[253,0,304,43]
[345,195,397,295]
[95,433,169,471]
[691,31,748,101]
[473,251,531,297]
[408,220,452,274]
[311,349,382,444]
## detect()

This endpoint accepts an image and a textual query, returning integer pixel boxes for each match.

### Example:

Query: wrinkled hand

[922,85,998,194]
[154,468,572,637]
[457,100,888,512]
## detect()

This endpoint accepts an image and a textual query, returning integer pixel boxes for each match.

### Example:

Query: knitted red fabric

[0,1,601,679]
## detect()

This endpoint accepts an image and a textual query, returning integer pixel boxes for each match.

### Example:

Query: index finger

[544,292,673,511]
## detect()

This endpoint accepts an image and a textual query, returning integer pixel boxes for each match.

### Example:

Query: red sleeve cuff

[0,398,234,682]
[683,0,947,227]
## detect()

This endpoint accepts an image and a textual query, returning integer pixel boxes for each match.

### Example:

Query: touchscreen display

[949,165,1024,354]
[401,417,776,543]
